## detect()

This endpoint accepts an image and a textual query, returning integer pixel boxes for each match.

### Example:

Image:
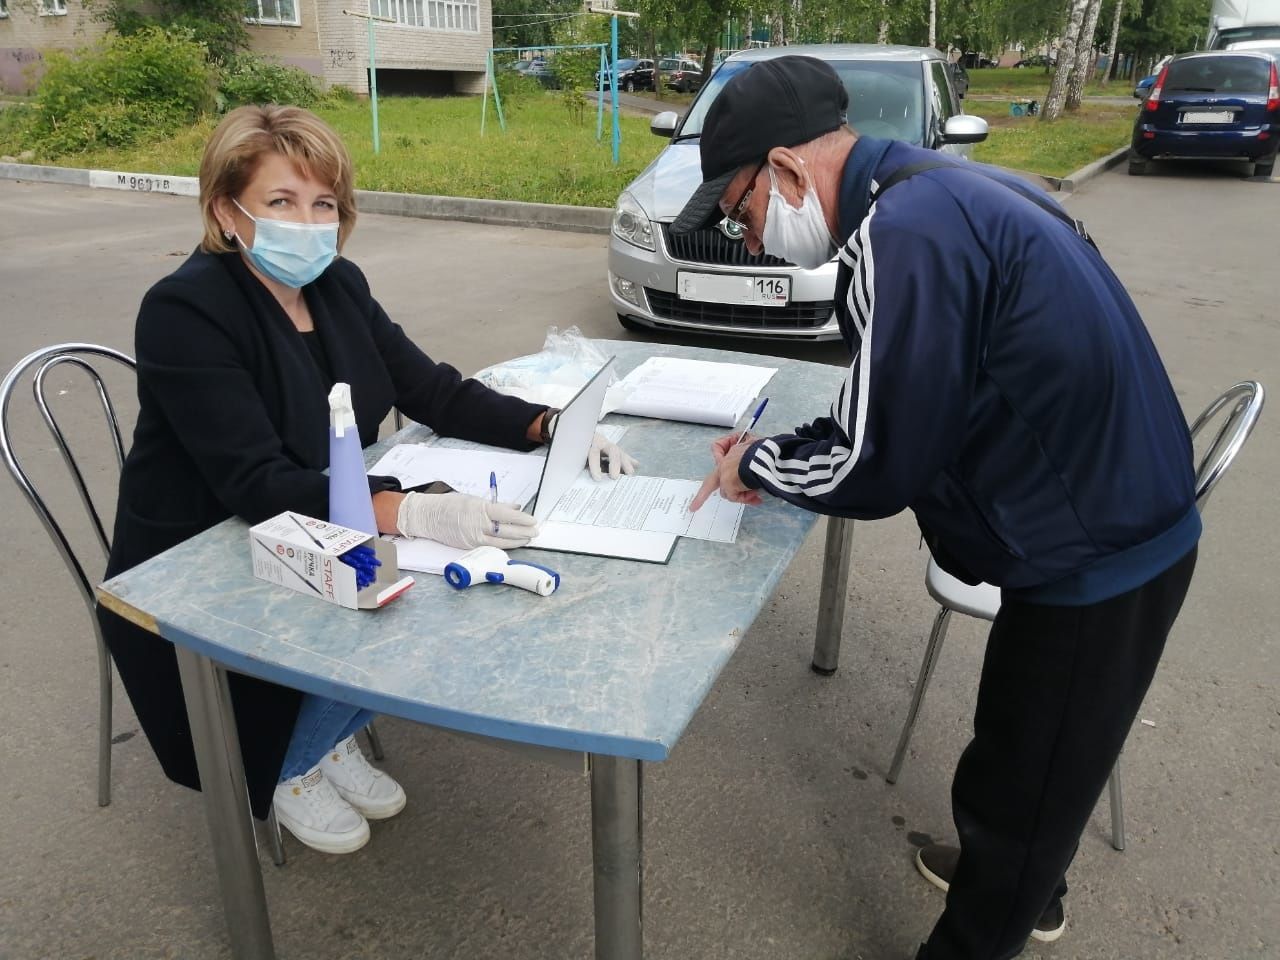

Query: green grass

[968,101,1136,177]
[966,66,1130,99]
[4,87,1136,203]
[43,93,671,208]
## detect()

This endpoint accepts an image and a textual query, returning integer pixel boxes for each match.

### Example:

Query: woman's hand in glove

[588,433,639,481]
[396,492,538,549]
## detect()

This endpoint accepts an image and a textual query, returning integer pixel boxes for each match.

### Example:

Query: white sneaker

[273,766,370,855]
[319,735,407,820]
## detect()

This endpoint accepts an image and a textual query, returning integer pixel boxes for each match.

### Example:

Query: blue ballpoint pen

[735,397,769,445]
[489,471,500,535]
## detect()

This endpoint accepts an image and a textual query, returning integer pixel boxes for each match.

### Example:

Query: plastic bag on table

[474,325,628,414]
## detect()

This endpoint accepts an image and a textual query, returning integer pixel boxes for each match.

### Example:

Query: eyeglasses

[723,160,766,230]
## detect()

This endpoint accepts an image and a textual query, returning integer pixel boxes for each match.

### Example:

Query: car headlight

[612,191,655,252]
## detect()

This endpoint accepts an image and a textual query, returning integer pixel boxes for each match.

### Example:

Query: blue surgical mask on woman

[232,198,338,288]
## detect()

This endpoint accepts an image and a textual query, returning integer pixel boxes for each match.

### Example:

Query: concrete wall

[0,0,110,93]
[0,0,492,95]
[245,0,323,78]
[315,0,492,95]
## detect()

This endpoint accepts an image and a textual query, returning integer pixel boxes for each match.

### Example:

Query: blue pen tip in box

[250,510,414,609]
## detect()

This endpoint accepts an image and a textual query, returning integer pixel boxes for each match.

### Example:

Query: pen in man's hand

[735,397,769,446]
[489,471,500,535]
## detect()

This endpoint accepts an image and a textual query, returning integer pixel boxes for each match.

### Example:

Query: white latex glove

[588,432,639,481]
[396,492,538,550]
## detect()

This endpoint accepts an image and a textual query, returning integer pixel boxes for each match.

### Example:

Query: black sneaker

[914,843,1066,943]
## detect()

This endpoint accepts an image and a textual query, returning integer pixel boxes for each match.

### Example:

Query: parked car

[960,51,998,68]
[1014,53,1055,68]
[1129,50,1280,177]
[950,60,971,98]
[1132,55,1173,99]
[660,58,705,93]
[595,58,655,93]
[527,60,561,90]
[608,44,988,340]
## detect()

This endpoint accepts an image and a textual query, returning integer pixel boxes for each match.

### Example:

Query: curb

[0,161,613,235]
[1058,145,1129,194]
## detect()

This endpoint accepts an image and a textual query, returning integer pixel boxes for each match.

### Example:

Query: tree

[1041,0,1091,121]
[1066,0,1104,109]
[491,0,584,51]
[97,0,250,61]
[1101,0,1123,83]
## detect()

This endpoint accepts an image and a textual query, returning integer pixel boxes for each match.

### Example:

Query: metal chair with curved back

[0,343,136,811]
[1,342,395,866]
[884,381,1265,852]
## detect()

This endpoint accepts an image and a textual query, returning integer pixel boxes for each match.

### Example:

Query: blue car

[1129,50,1280,177]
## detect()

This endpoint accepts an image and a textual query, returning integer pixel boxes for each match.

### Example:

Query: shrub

[0,103,37,156]
[31,27,216,155]
[493,60,544,110]
[97,0,248,63]
[217,53,322,110]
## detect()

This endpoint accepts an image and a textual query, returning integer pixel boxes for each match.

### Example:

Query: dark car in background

[1014,53,1055,68]
[1129,50,1280,177]
[660,57,705,92]
[595,58,655,92]
[950,61,971,97]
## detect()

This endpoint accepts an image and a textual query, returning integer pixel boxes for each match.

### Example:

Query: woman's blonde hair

[198,105,357,254]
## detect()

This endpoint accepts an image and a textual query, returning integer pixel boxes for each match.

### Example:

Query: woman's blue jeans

[279,695,374,781]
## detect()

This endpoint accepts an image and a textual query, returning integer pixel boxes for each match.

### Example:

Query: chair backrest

[1189,381,1265,513]
[0,344,136,618]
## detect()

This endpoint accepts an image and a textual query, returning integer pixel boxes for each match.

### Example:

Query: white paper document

[613,357,777,427]
[543,474,744,543]
[384,536,466,575]
[368,446,544,508]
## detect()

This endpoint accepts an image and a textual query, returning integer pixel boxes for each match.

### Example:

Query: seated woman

[96,105,634,855]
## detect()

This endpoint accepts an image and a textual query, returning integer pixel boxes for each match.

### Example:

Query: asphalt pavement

[0,162,1276,960]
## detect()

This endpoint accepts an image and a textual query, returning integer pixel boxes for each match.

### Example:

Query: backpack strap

[872,157,1098,252]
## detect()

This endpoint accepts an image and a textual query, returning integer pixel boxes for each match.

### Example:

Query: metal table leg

[811,516,854,676]
[590,755,643,960]
[175,647,276,960]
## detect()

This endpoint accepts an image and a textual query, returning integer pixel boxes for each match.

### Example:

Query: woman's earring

[223,228,234,240]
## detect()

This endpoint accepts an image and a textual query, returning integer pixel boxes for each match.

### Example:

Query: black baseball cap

[670,55,849,236]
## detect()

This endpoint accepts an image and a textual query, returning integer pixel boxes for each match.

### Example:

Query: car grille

[660,224,792,267]
[645,289,835,330]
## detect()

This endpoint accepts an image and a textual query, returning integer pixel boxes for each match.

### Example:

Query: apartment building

[0,0,491,94]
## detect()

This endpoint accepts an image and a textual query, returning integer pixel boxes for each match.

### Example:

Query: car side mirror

[941,114,989,144]
[650,111,679,139]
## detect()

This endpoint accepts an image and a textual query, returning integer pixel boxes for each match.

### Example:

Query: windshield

[678,59,927,145]
[1215,26,1280,48]
[1165,56,1270,93]
[611,59,638,71]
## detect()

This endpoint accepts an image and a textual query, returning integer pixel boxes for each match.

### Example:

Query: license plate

[1181,111,1233,124]
[677,272,790,307]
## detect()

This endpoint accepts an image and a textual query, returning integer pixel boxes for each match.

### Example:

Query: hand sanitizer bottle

[328,382,377,536]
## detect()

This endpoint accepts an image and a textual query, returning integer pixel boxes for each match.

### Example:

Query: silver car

[608,44,989,341]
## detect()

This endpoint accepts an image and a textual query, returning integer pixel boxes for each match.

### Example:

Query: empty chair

[0,343,137,809]
[886,381,1265,851]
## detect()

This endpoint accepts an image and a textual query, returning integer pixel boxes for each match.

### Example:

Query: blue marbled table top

[100,340,845,761]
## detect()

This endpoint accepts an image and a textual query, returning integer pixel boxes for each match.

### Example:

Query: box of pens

[249,511,414,610]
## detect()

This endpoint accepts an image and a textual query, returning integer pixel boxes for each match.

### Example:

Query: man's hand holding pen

[690,433,765,511]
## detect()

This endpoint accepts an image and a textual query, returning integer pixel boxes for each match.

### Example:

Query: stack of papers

[613,357,777,427]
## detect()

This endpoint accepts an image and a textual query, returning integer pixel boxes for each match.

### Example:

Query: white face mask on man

[760,161,836,270]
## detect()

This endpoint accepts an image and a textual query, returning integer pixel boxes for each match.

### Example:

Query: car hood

[627,141,707,222]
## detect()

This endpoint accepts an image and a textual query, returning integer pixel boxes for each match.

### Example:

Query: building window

[372,0,478,32]
[246,0,299,26]
[40,0,68,15]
